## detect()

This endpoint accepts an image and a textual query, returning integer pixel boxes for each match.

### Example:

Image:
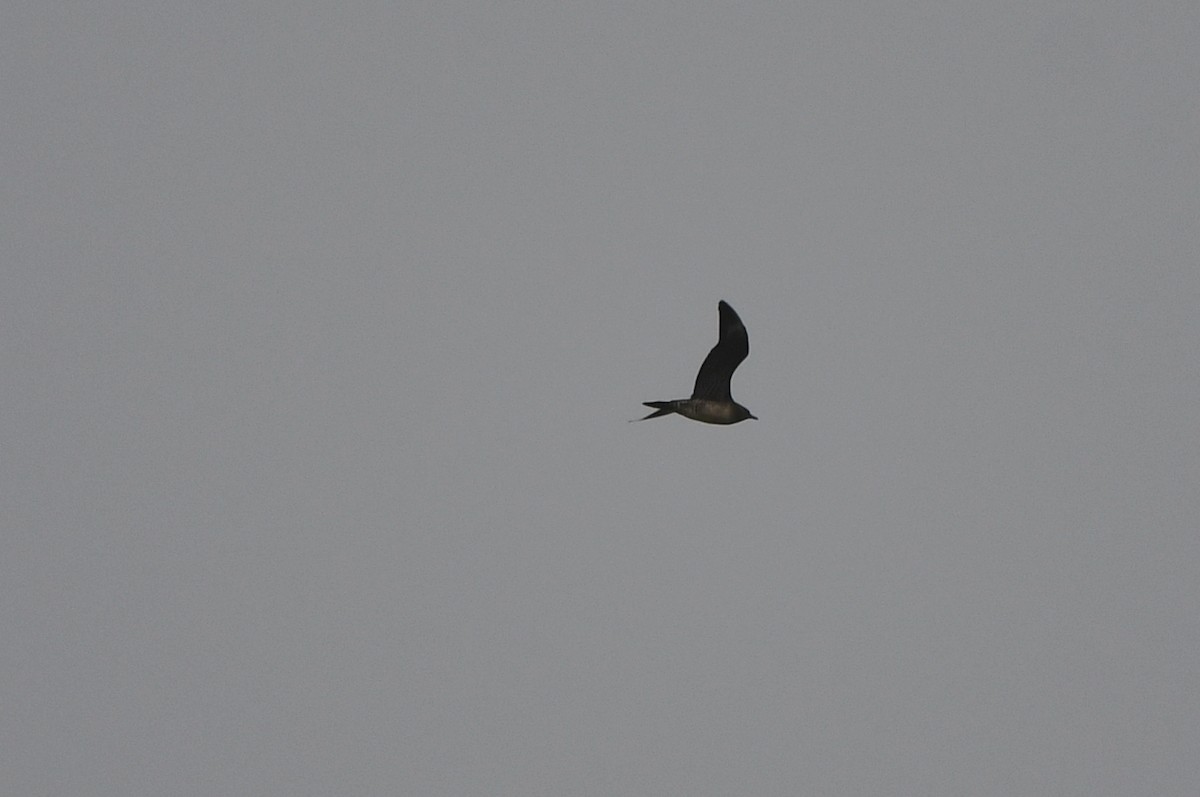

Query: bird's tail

[634,400,679,421]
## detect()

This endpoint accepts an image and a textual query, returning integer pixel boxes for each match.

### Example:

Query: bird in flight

[636,300,757,424]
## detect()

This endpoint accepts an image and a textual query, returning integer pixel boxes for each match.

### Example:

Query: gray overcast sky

[4,2,1199,795]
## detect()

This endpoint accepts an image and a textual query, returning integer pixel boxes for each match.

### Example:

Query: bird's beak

[749,414,758,420]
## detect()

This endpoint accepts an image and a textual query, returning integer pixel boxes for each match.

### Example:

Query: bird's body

[637,301,756,424]
[640,397,753,425]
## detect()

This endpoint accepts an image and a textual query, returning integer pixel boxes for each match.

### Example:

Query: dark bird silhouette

[637,300,757,424]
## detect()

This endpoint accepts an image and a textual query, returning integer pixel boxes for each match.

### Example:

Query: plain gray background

[4,2,1199,794]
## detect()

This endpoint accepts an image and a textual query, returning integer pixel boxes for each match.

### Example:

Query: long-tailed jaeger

[637,300,757,424]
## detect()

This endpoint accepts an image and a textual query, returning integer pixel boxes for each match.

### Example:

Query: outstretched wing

[691,301,749,401]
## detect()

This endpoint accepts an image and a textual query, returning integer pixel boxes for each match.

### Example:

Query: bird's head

[734,404,757,423]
